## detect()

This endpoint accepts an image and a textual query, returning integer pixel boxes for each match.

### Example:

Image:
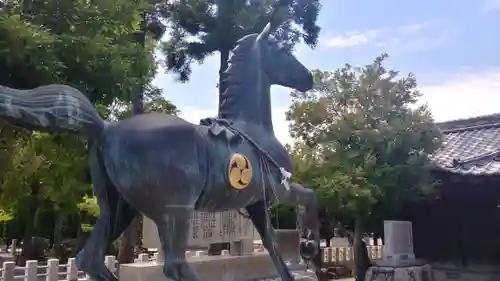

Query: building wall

[404,171,500,264]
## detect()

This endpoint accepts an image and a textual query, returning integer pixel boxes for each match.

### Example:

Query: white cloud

[323,21,446,51]
[419,69,500,122]
[325,29,382,48]
[481,0,500,12]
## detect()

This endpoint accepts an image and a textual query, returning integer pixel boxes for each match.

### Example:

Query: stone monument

[142,210,257,255]
[383,220,415,264]
[364,221,433,281]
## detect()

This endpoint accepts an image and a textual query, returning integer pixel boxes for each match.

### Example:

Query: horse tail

[0,84,105,138]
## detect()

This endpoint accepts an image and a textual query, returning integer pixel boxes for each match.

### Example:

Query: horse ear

[256,3,289,42]
[256,22,272,42]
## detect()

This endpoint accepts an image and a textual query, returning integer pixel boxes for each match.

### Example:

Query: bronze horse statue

[0,21,325,281]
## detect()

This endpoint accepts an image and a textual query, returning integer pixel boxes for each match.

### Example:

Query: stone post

[229,239,253,256]
[46,259,59,281]
[66,258,78,281]
[157,247,165,262]
[10,239,16,255]
[25,260,38,281]
[275,229,300,264]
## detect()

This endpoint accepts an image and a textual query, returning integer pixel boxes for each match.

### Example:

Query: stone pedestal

[364,260,433,281]
[275,229,300,264]
[365,220,428,281]
[119,253,306,281]
[262,271,318,281]
[431,262,500,281]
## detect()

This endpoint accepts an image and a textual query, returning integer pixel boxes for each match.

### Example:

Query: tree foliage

[162,0,321,83]
[111,86,180,121]
[0,0,177,259]
[0,0,156,103]
[287,54,443,280]
[288,54,442,215]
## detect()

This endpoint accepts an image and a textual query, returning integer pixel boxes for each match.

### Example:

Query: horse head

[218,21,313,130]
[253,22,313,92]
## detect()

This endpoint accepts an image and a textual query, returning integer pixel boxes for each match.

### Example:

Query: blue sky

[154,0,500,144]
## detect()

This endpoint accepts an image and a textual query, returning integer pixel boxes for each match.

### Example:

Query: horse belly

[194,142,264,211]
[100,122,209,217]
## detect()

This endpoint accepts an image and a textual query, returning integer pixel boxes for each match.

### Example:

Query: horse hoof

[299,240,318,260]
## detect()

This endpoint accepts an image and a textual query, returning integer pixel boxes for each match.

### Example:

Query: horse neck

[217,57,274,134]
[258,77,273,133]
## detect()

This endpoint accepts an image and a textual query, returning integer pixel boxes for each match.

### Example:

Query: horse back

[98,113,210,216]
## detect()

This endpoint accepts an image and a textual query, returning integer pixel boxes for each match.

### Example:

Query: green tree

[287,54,443,280]
[113,86,180,121]
[0,130,90,260]
[0,0,156,100]
[0,0,167,260]
[162,0,321,95]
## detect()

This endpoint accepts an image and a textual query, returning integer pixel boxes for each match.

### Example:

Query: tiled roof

[431,113,500,175]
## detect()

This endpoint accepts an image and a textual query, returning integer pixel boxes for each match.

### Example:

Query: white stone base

[257,270,317,281]
[364,263,432,281]
[119,253,306,281]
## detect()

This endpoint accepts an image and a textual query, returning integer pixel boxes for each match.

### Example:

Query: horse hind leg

[106,196,139,252]
[154,210,200,281]
[246,201,295,281]
[76,147,138,281]
[76,179,118,281]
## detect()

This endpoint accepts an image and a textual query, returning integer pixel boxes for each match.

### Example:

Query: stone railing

[137,245,385,265]
[0,245,384,281]
[0,256,117,281]
[322,245,384,264]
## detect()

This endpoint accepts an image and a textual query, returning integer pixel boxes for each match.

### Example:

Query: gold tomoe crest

[228,153,253,189]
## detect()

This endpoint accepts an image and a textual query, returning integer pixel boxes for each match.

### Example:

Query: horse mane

[217,35,261,122]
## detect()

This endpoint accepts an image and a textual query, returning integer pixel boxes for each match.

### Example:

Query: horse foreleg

[247,201,295,281]
[155,210,200,281]
[285,183,329,281]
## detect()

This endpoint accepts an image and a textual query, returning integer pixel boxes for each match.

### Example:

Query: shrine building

[406,113,500,272]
